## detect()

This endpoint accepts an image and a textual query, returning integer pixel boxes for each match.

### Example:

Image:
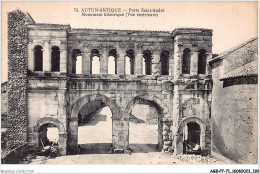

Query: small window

[125,49,135,75]
[143,50,152,75]
[161,50,169,75]
[182,48,191,74]
[198,49,207,74]
[72,49,82,74]
[90,49,100,74]
[51,46,60,72]
[34,45,43,71]
[108,49,117,74]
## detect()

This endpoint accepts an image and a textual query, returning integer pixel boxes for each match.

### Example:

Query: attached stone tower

[172,28,213,155]
[7,10,34,148]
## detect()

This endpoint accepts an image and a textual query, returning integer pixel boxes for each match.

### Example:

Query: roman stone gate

[7,10,212,156]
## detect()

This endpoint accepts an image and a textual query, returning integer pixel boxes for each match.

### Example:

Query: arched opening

[34,45,43,71]
[161,50,169,75]
[182,48,191,74]
[127,97,163,153]
[183,122,201,154]
[38,123,59,149]
[71,95,117,154]
[143,50,152,75]
[90,49,100,74]
[176,117,206,155]
[51,46,60,72]
[108,49,117,74]
[125,49,135,75]
[72,49,82,74]
[35,117,66,155]
[198,49,207,74]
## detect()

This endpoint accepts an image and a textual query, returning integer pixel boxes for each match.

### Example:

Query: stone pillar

[173,43,182,80]
[117,51,125,75]
[135,50,143,75]
[100,49,108,75]
[59,132,67,155]
[58,87,67,126]
[67,48,73,74]
[169,54,174,77]
[43,42,51,72]
[60,49,67,73]
[82,49,91,75]
[190,51,199,75]
[28,42,34,71]
[205,53,212,75]
[173,85,181,155]
[152,50,160,76]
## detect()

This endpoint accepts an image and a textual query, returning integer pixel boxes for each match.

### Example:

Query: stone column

[59,132,67,155]
[173,43,182,80]
[152,50,161,76]
[28,42,34,71]
[60,49,67,73]
[135,50,143,75]
[190,51,199,75]
[58,82,67,155]
[205,53,212,75]
[173,85,181,155]
[43,41,51,72]
[117,51,125,75]
[82,49,91,75]
[100,48,108,75]
[169,54,174,77]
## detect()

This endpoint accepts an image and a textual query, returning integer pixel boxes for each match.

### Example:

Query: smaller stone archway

[174,117,206,155]
[68,94,121,154]
[34,117,67,155]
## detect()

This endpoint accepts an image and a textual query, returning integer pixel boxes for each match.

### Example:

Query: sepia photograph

[1,1,258,173]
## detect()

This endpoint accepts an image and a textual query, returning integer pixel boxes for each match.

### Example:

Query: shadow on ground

[129,144,160,153]
[78,143,112,154]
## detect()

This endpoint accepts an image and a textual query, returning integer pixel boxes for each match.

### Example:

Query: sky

[1,1,258,82]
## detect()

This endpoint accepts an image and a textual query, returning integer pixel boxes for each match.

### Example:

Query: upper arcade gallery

[27,24,212,79]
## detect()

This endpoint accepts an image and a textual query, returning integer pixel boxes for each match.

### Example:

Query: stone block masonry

[6,10,213,158]
[7,10,30,148]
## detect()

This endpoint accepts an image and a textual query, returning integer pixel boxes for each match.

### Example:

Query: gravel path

[25,152,223,165]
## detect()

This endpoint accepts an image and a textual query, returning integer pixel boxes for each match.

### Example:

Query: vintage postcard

[1,1,258,173]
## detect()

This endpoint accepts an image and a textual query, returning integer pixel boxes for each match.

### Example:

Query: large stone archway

[174,117,206,155]
[34,117,67,155]
[124,95,172,152]
[68,94,121,154]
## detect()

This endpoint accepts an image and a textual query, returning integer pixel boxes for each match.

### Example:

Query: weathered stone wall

[27,78,68,155]
[7,11,213,155]
[27,24,69,73]
[172,28,212,155]
[7,10,29,148]
[67,29,173,76]
[67,78,173,153]
[1,82,8,128]
[211,60,258,164]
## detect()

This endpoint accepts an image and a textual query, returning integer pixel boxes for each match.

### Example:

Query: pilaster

[28,42,34,71]
[100,48,108,75]
[60,49,67,73]
[43,41,51,72]
[190,51,199,75]
[117,51,125,75]
[82,49,91,75]
[135,50,143,75]
[173,43,182,80]
[152,50,160,76]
